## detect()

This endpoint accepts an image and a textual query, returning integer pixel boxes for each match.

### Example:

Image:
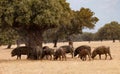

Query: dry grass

[0,40,120,74]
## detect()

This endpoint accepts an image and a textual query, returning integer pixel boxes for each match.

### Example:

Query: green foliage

[96,21,120,41]
[81,32,94,42]
[77,8,98,29]
[43,26,67,43]
[0,0,72,47]
[0,28,18,45]
[43,7,99,43]
[0,0,99,46]
[0,0,71,31]
[66,8,99,35]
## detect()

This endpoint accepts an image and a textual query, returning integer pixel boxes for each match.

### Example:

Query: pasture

[0,41,120,74]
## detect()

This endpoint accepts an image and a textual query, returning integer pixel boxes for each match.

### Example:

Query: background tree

[81,32,94,43]
[44,8,99,47]
[0,28,18,48]
[43,25,68,47]
[95,27,106,42]
[96,21,120,42]
[63,8,98,41]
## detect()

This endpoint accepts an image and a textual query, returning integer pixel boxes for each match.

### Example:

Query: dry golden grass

[0,40,120,74]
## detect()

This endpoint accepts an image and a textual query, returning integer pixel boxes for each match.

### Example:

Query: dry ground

[0,41,120,74]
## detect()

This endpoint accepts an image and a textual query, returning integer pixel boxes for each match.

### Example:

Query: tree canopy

[65,8,99,35]
[0,0,72,47]
[97,21,120,42]
[43,7,99,47]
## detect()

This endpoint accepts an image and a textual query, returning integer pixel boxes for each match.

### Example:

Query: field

[0,41,120,74]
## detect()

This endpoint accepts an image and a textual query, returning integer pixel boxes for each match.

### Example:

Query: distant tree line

[0,20,120,48]
[43,21,120,43]
[96,21,120,42]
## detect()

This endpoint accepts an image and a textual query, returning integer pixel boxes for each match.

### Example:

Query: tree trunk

[7,43,12,49]
[53,34,59,47]
[16,39,20,47]
[100,39,103,42]
[88,40,91,43]
[53,38,58,47]
[113,38,115,43]
[26,30,43,60]
[69,41,73,47]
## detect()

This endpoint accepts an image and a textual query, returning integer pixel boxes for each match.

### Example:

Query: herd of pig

[11,45,112,61]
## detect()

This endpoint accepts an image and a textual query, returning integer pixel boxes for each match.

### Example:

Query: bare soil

[0,41,120,74]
